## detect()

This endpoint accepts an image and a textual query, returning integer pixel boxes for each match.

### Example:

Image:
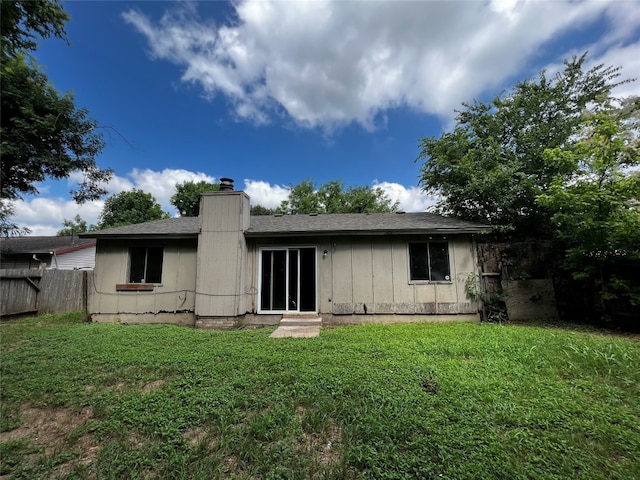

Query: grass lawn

[1,313,639,479]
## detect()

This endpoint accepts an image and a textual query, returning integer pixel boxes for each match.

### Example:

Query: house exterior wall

[90,238,197,324]
[195,191,250,319]
[244,234,479,318]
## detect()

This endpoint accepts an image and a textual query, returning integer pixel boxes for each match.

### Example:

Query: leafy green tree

[537,101,640,316]
[170,181,219,216]
[57,214,89,236]
[0,199,30,237]
[1,0,69,54]
[277,179,398,214]
[416,53,630,239]
[98,190,169,229]
[1,0,113,203]
[278,180,322,214]
[250,205,275,216]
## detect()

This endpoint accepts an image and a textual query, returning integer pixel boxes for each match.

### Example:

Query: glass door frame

[257,246,317,314]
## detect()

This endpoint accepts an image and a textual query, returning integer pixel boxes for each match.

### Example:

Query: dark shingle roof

[81,217,199,239]
[81,213,490,239]
[246,212,490,236]
[0,236,95,254]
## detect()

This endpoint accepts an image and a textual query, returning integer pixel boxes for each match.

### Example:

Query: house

[0,236,96,270]
[83,181,491,328]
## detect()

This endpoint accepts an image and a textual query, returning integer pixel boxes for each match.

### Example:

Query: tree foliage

[1,0,113,203]
[250,205,275,216]
[170,181,219,216]
[1,0,68,54]
[277,179,398,214]
[98,190,169,229]
[417,53,631,239]
[0,199,30,237]
[537,100,640,313]
[57,214,89,236]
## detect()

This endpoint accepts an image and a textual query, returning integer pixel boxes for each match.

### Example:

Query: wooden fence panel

[1,269,91,317]
[0,269,42,316]
[38,270,86,314]
[503,279,559,321]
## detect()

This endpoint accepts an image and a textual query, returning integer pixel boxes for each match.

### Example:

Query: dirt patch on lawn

[0,405,93,452]
[0,404,100,476]
[295,406,343,470]
[303,423,343,468]
[140,379,166,394]
[184,426,210,447]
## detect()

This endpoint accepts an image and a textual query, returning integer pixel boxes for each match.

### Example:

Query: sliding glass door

[259,247,316,313]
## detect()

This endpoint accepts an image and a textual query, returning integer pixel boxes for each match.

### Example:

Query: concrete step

[270,324,320,338]
[280,317,322,327]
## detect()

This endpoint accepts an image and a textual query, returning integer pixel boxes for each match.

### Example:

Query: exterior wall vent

[219,178,234,191]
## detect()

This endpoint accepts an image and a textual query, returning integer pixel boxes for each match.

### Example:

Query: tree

[98,190,169,229]
[57,214,89,236]
[0,199,30,237]
[170,181,219,216]
[416,53,631,239]
[1,0,113,203]
[1,0,69,54]
[537,101,640,318]
[277,179,398,214]
[250,205,275,216]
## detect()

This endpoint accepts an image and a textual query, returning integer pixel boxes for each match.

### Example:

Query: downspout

[50,250,59,269]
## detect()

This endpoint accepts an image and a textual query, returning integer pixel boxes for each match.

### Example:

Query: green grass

[1,312,639,479]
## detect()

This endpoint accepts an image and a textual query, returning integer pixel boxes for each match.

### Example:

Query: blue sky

[11,0,640,234]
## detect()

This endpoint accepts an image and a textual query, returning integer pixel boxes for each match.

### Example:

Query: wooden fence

[476,242,559,322]
[0,269,90,318]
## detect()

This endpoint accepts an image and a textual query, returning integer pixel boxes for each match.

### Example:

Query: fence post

[82,270,89,322]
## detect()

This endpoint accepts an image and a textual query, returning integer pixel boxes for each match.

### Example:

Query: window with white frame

[128,247,163,283]
[408,242,451,282]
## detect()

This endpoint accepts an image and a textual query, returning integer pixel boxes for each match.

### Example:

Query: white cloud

[243,179,290,209]
[12,198,104,236]
[68,168,216,212]
[373,182,438,213]
[122,0,639,131]
[127,168,216,209]
[14,168,218,235]
[10,171,436,234]
[243,178,437,212]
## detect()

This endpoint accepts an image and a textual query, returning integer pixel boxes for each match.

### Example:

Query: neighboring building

[0,236,96,270]
[83,183,491,328]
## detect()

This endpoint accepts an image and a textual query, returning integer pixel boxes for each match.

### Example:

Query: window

[408,242,450,282]
[129,247,163,283]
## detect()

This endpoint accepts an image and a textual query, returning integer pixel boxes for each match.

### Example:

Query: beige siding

[199,192,250,233]
[318,241,333,313]
[372,237,394,312]
[351,240,373,314]
[391,240,415,313]
[90,239,197,319]
[331,239,353,313]
[245,234,480,317]
[195,192,250,317]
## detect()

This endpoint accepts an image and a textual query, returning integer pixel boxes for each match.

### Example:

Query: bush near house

[1,313,639,479]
